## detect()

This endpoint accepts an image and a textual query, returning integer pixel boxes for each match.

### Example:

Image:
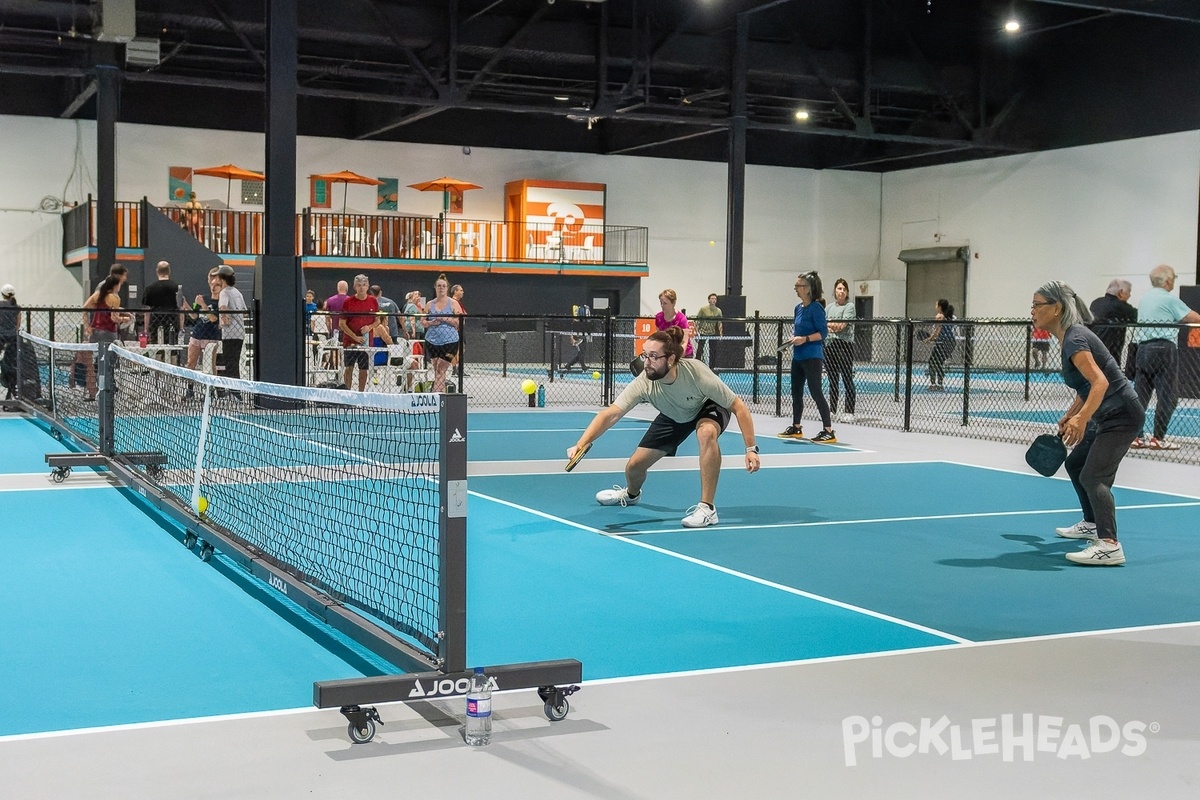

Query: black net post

[961,323,973,427]
[97,340,114,456]
[439,391,468,674]
[903,321,915,431]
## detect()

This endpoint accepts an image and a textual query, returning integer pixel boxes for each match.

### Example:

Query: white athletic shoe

[681,503,719,528]
[1065,540,1126,566]
[840,413,856,424]
[1055,520,1098,540]
[596,486,640,507]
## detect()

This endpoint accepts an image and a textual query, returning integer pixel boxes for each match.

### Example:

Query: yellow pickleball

[521,379,537,395]
[197,496,209,515]
[592,371,601,379]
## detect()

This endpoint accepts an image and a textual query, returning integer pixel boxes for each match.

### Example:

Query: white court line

[468,489,969,644]
[632,500,1200,535]
[942,458,1200,501]
[226,415,387,467]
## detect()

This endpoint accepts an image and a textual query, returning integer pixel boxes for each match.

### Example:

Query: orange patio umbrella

[193,163,266,207]
[407,176,482,216]
[312,170,385,214]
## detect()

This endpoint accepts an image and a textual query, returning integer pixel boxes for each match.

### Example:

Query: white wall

[2,114,1196,317]
[880,132,1200,318]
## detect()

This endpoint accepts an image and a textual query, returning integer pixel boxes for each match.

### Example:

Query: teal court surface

[3,410,1200,738]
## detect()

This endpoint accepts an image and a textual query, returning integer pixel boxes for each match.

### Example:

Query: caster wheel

[199,542,214,562]
[545,696,569,722]
[348,718,376,744]
[183,532,197,549]
[147,466,164,481]
[51,429,63,441]
[51,467,70,483]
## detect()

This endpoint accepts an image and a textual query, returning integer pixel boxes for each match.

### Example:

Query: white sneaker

[1065,540,1125,566]
[840,413,856,424]
[596,486,640,507]
[681,503,718,528]
[1055,520,1098,540]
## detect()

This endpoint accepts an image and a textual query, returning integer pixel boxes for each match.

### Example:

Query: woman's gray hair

[1036,280,1092,329]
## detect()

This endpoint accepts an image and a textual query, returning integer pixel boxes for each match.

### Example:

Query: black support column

[94,48,120,298]
[725,12,748,299]
[257,0,302,386]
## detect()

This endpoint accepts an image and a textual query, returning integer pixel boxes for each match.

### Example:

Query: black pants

[928,342,953,387]
[218,338,243,382]
[1133,339,1177,439]
[825,339,856,414]
[1064,399,1142,540]
[791,358,831,428]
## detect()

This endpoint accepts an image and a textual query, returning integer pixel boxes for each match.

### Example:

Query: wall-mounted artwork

[310,177,331,209]
[448,186,464,214]
[377,177,398,211]
[168,167,193,203]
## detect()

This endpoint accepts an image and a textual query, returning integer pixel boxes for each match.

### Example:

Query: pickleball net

[19,332,466,669]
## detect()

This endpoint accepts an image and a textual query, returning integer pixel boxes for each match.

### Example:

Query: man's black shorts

[638,399,731,456]
[343,348,370,368]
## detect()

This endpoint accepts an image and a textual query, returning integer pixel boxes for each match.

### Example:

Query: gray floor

[3,418,1199,799]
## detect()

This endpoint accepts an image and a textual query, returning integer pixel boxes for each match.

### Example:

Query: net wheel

[147,465,164,481]
[199,542,214,562]
[544,696,569,722]
[348,719,376,744]
[183,532,197,549]
[51,467,70,483]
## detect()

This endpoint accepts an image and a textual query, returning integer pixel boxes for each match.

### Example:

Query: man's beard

[646,362,669,381]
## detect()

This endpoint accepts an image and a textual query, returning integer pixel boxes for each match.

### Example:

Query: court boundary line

[468,489,970,644]
[941,458,1200,501]
[628,500,1200,535]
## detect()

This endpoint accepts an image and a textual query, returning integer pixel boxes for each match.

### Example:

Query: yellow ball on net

[196,496,209,515]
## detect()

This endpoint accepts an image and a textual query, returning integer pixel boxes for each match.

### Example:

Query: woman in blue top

[1032,281,1143,567]
[424,275,463,393]
[780,272,835,443]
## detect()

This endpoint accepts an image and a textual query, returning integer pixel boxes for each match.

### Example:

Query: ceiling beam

[1025,0,1200,24]
[206,0,265,69]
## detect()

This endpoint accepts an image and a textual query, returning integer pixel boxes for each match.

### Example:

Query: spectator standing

[693,293,723,364]
[1129,264,1200,450]
[370,284,402,342]
[1031,325,1052,370]
[303,289,317,336]
[654,289,693,358]
[0,284,21,399]
[324,280,349,369]
[142,261,184,353]
[825,278,857,424]
[339,274,379,391]
[424,275,463,393]
[1089,279,1137,369]
[781,272,835,443]
[926,299,956,392]
[403,290,425,341]
[84,274,132,400]
[215,265,247,388]
[184,271,224,396]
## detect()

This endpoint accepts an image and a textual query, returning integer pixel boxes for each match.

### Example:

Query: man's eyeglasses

[642,351,668,363]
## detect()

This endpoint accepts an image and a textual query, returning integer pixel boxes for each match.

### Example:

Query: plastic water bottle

[537,383,546,408]
[464,667,492,746]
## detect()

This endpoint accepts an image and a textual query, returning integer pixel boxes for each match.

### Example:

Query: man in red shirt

[339,274,379,391]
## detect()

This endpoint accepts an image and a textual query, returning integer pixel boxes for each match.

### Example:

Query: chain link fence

[10,308,1196,466]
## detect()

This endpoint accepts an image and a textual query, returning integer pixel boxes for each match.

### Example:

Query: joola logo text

[842,714,1154,766]
[408,676,499,698]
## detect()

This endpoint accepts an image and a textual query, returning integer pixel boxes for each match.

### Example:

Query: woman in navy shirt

[781,272,836,444]
[1032,280,1143,566]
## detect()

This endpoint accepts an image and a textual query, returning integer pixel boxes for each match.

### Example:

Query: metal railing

[61,197,650,267]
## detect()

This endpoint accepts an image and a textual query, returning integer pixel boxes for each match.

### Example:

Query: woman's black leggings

[929,342,953,386]
[825,339,856,414]
[791,357,831,428]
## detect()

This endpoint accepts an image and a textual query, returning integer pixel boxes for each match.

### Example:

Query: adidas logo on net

[841,714,1155,766]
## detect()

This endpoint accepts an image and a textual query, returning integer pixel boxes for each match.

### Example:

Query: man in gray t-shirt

[567,328,760,529]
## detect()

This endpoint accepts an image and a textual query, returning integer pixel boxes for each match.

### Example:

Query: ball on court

[521,379,537,395]
[592,371,601,380]
[196,496,209,515]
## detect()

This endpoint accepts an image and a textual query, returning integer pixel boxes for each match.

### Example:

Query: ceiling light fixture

[794,109,810,122]
[1004,18,1021,33]
[554,95,569,101]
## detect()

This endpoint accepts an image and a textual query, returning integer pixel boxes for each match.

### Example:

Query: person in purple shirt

[324,280,349,368]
